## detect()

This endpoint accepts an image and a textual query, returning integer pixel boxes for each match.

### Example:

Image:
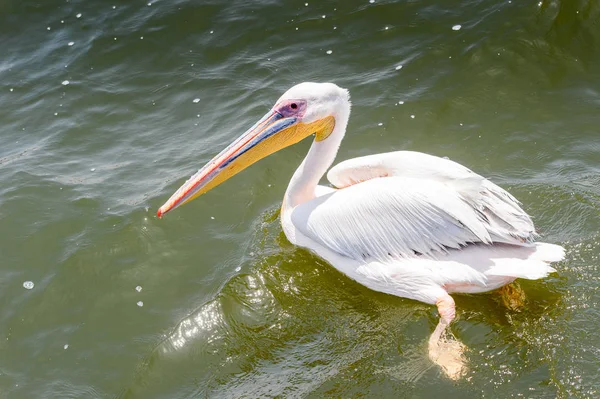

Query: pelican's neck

[284,100,350,208]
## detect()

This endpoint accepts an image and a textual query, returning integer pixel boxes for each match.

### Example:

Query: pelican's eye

[276,99,307,118]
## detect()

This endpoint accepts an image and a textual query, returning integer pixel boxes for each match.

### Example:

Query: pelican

[157,82,565,378]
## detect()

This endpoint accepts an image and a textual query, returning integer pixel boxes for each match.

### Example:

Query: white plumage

[274,83,564,378]
[159,82,565,379]
[283,150,563,304]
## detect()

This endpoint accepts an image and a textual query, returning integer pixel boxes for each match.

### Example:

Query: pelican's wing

[327,151,478,189]
[291,152,536,262]
[327,151,536,243]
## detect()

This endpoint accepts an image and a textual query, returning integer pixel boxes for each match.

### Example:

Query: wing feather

[328,151,535,242]
[292,152,536,262]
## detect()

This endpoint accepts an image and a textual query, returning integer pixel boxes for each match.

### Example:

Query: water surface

[1,0,599,398]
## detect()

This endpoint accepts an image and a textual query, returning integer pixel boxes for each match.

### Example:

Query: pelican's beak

[157,109,334,217]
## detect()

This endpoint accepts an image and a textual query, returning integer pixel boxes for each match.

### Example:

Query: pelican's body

[281,151,563,303]
[158,82,564,378]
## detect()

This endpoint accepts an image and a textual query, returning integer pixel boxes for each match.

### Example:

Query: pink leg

[429,295,456,344]
[428,293,466,379]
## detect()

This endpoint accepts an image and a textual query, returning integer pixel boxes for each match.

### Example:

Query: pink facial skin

[275,99,307,118]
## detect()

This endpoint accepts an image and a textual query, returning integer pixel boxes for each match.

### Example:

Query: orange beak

[157,110,300,217]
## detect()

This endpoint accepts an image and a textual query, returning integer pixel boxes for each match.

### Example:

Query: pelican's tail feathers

[484,242,564,280]
[527,242,566,263]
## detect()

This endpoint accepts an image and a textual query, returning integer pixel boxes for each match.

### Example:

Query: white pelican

[158,82,565,378]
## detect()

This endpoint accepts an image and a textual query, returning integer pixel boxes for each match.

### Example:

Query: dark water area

[1,0,599,398]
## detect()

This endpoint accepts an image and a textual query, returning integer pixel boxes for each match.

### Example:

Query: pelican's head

[157,82,349,217]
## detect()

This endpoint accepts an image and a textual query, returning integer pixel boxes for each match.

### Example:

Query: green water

[1,0,599,397]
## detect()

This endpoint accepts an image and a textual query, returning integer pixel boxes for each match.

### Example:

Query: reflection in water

[165,299,226,352]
